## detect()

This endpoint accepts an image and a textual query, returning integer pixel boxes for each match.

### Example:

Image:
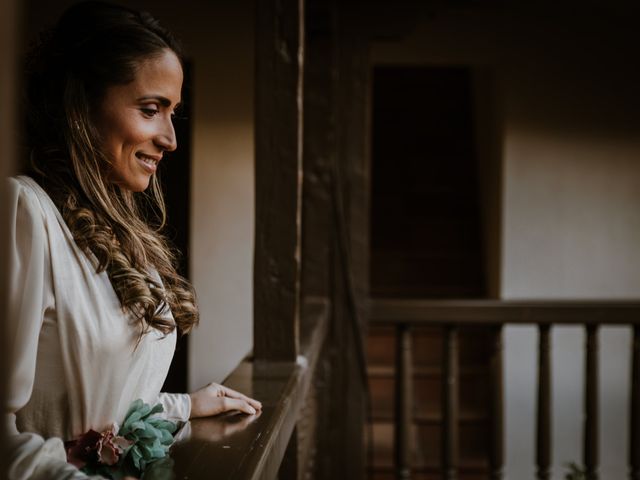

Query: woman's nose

[155,117,177,152]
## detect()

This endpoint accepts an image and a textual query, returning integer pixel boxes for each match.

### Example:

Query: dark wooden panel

[367,325,397,366]
[254,0,305,362]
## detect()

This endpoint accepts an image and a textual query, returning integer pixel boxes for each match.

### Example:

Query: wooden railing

[369,298,640,480]
[170,298,329,479]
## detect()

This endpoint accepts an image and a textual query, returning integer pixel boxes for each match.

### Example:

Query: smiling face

[94,49,183,192]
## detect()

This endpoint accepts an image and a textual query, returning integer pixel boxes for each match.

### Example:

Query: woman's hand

[189,382,262,418]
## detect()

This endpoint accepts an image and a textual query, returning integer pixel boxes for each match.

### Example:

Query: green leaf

[117,399,177,478]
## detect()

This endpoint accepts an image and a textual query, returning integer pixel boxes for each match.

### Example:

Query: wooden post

[442,325,459,480]
[278,427,299,480]
[631,325,640,480]
[489,325,504,480]
[536,324,551,480]
[254,0,305,363]
[300,0,335,301]
[584,324,599,480]
[315,3,369,479]
[394,324,413,479]
[300,3,340,478]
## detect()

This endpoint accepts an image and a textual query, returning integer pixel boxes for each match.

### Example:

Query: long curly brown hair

[25,1,198,336]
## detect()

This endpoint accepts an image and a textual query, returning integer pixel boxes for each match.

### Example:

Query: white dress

[5,175,191,479]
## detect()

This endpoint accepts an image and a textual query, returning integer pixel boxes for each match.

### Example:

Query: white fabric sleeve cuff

[156,392,192,422]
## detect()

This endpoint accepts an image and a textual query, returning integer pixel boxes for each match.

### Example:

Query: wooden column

[631,325,640,480]
[315,3,369,479]
[536,324,552,480]
[394,324,413,479]
[278,427,299,479]
[489,325,504,480]
[254,0,305,363]
[442,325,459,480]
[584,324,599,480]
[300,0,335,301]
[301,2,338,478]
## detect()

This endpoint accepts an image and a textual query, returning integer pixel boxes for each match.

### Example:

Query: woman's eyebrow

[137,95,181,109]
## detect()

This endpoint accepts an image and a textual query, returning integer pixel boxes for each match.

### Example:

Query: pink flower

[67,424,133,468]
[66,429,101,469]
[96,425,130,465]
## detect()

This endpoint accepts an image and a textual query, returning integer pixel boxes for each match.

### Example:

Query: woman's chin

[112,175,152,193]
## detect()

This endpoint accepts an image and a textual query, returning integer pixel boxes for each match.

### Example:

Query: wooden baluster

[631,325,640,480]
[394,323,413,479]
[489,325,504,480]
[584,324,599,480]
[442,325,459,480]
[536,324,552,480]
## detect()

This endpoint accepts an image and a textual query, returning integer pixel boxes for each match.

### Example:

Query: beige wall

[24,0,255,389]
[128,1,256,388]
[373,7,640,479]
[176,3,255,389]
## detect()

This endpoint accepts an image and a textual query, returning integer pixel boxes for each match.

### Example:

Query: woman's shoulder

[7,175,53,222]
[8,174,45,194]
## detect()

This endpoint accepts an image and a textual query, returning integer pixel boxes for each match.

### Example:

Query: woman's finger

[222,386,262,410]
[221,397,258,415]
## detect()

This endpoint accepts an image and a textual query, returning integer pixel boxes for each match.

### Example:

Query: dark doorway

[370,66,486,299]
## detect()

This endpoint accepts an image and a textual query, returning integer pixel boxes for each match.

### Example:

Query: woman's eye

[140,107,159,117]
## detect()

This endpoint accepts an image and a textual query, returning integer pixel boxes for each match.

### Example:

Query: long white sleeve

[4,178,99,480]
[156,392,191,422]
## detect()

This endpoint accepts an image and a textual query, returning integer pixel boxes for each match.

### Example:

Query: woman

[7,2,260,478]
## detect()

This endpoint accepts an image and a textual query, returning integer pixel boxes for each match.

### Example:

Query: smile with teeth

[136,152,159,167]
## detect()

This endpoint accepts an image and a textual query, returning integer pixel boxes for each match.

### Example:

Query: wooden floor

[366,325,494,479]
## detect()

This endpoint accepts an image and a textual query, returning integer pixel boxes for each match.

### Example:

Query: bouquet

[66,399,177,479]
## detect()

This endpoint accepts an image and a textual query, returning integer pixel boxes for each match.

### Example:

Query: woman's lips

[136,152,161,173]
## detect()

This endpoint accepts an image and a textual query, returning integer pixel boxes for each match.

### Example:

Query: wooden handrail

[370,298,640,325]
[170,298,329,480]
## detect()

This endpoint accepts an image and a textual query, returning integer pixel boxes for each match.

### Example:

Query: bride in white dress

[6,2,260,478]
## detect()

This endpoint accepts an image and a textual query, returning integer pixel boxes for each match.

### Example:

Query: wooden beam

[300,0,335,300]
[370,299,640,326]
[254,0,305,362]
[304,2,369,478]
